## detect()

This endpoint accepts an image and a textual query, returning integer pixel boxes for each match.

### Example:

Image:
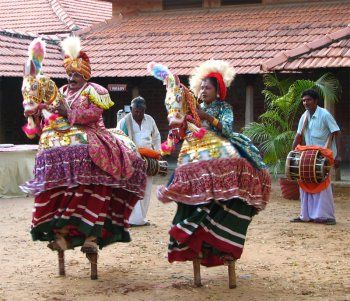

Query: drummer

[290,89,341,225]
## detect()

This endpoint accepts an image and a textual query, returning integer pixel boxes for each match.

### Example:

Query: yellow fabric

[82,85,114,110]
[63,57,91,81]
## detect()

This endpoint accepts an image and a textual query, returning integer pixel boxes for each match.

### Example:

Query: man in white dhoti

[291,89,341,225]
[117,96,161,226]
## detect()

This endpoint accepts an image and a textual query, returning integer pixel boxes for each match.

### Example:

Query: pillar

[325,95,340,180]
[132,86,139,99]
[245,84,254,126]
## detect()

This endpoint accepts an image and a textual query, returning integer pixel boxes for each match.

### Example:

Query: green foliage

[243,73,340,176]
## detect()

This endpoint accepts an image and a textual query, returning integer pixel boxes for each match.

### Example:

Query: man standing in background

[291,89,341,225]
[117,96,161,226]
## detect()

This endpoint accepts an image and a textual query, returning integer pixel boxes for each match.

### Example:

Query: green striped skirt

[168,198,257,267]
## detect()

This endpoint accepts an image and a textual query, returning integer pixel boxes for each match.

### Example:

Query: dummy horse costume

[21,38,165,279]
[148,62,271,288]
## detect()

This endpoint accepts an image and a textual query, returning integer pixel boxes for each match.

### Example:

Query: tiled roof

[0,0,112,34]
[58,0,112,29]
[261,24,350,71]
[80,1,350,77]
[0,29,64,78]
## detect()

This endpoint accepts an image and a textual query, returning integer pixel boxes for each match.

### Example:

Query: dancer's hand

[196,108,210,121]
[55,102,68,117]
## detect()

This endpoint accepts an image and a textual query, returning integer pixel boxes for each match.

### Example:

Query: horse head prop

[147,62,206,155]
[22,38,63,138]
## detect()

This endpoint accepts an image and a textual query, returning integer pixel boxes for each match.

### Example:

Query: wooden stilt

[193,258,202,287]
[227,260,237,289]
[86,253,98,280]
[58,250,65,276]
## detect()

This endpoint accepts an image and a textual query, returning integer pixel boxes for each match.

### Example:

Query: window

[221,0,261,5]
[163,0,203,10]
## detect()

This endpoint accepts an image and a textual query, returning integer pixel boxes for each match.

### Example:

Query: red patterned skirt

[32,184,139,248]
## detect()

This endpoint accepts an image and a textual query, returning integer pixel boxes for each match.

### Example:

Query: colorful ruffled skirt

[21,126,146,249]
[157,131,270,266]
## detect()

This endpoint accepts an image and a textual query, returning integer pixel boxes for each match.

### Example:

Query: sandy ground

[0,177,349,301]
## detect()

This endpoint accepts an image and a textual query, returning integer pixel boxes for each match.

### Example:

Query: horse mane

[181,84,201,128]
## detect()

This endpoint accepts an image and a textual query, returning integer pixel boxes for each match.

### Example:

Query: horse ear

[29,60,37,76]
[23,60,37,77]
[174,75,180,86]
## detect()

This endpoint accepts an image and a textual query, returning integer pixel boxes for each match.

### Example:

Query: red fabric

[295,144,334,193]
[168,226,242,267]
[33,184,139,235]
[63,83,141,181]
[206,72,227,100]
[157,157,271,211]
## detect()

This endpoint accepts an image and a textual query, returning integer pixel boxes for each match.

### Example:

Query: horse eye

[176,95,182,103]
[31,83,38,90]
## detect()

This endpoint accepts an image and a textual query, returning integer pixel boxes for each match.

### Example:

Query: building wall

[111,0,162,16]
[97,75,264,140]
[0,77,35,144]
[95,76,169,140]
[0,77,65,145]
[1,70,349,163]
[109,0,333,17]
[263,0,325,3]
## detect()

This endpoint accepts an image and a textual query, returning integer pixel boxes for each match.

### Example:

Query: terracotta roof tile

[0,0,111,34]
[77,1,350,76]
[262,22,350,71]
[0,29,64,78]
[3,1,350,77]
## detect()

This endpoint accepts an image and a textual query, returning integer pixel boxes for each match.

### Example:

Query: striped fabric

[168,198,257,267]
[31,184,139,248]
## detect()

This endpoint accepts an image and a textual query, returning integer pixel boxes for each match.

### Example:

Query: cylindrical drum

[285,149,331,183]
[144,157,168,177]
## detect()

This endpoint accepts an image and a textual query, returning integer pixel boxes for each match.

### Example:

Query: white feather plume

[189,60,236,97]
[61,36,81,59]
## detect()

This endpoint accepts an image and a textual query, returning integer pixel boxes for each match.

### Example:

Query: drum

[144,157,168,177]
[285,149,331,183]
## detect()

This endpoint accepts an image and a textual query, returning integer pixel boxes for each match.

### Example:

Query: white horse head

[147,62,206,154]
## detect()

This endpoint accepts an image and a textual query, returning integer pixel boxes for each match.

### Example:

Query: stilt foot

[58,250,65,276]
[193,258,202,287]
[226,260,236,289]
[86,252,98,280]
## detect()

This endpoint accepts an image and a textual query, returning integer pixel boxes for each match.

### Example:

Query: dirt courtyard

[0,178,349,301]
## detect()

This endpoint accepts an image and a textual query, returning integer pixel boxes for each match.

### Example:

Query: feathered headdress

[61,36,91,80]
[189,60,236,100]
[24,37,46,77]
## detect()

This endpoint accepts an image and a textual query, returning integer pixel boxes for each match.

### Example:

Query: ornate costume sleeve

[218,102,234,137]
[67,102,103,125]
[85,83,114,110]
[67,83,114,125]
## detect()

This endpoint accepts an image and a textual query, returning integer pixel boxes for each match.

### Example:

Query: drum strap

[301,111,333,149]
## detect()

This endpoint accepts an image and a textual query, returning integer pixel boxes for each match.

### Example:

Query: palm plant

[243,73,341,177]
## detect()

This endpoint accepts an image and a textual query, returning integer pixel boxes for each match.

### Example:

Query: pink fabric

[157,157,271,211]
[62,83,138,180]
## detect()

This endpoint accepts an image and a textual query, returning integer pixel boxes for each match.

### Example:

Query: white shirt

[117,113,161,151]
[297,106,340,156]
